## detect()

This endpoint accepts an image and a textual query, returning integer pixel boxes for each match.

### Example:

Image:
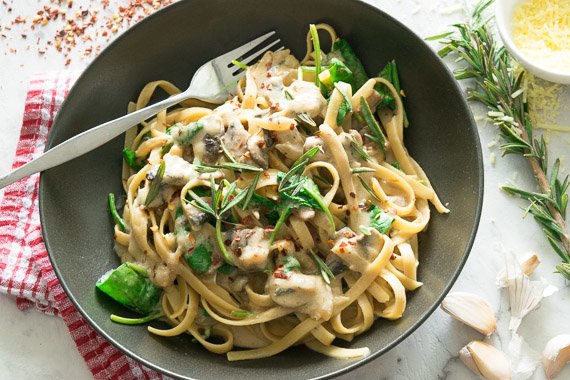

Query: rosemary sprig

[278,146,320,191]
[195,162,262,173]
[432,0,570,279]
[185,175,259,265]
[310,250,335,284]
[350,139,371,162]
[351,167,376,174]
[360,96,387,151]
[357,175,382,204]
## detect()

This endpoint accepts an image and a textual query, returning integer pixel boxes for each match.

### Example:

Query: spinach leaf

[186,243,212,274]
[172,122,204,146]
[332,39,369,91]
[96,263,162,314]
[282,255,301,272]
[217,262,235,275]
[374,60,409,127]
[122,148,144,171]
[244,193,279,225]
[369,204,394,234]
[270,172,334,243]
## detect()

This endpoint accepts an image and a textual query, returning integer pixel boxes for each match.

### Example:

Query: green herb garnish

[332,39,368,91]
[278,146,320,192]
[186,243,213,274]
[271,172,334,243]
[334,83,353,125]
[231,59,248,70]
[108,193,128,232]
[310,250,335,284]
[282,255,301,272]
[217,263,235,275]
[369,204,394,234]
[144,160,165,206]
[309,24,322,88]
[375,60,409,127]
[96,263,162,314]
[351,167,376,174]
[350,139,371,162]
[110,311,162,325]
[357,175,382,203]
[231,310,251,319]
[122,148,144,171]
[184,177,260,265]
[360,96,387,151]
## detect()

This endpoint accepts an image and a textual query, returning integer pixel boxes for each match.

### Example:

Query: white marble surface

[0,0,569,379]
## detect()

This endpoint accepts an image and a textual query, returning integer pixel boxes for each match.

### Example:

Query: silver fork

[0,31,282,190]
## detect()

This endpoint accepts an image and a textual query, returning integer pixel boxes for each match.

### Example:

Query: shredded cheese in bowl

[512,0,570,74]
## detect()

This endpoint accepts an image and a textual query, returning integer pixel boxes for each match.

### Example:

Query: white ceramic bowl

[495,0,570,84]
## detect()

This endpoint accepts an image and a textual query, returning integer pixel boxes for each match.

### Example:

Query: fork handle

[0,91,190,190]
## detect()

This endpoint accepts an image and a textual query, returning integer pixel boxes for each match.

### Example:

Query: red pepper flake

[273,271,289,279]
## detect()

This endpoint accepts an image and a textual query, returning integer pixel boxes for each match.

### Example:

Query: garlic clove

[440,292,497,336]
[520,253,540,276]
[542,334,570,379]
[459,340,512,380]
[496,252,540,287]
[459,345,482,376]
[505,252,546,332]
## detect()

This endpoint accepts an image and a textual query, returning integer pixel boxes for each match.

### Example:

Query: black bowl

[40,0,483,378]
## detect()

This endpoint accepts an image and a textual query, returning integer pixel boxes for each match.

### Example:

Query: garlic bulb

[459,341,512,380]
[542,334,570,379]
[440,292,496,336]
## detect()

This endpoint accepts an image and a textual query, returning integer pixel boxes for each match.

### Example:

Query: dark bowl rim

[39,0,484,378]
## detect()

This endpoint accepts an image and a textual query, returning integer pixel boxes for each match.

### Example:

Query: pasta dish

[97,24,449,361]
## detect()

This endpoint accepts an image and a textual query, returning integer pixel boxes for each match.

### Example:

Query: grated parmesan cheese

[512,0,570,73]
[512,63,569,132]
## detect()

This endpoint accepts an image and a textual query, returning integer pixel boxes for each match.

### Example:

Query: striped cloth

[0,72,164,380]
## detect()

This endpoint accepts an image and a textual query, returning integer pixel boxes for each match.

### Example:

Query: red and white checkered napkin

[0,72,164,380]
